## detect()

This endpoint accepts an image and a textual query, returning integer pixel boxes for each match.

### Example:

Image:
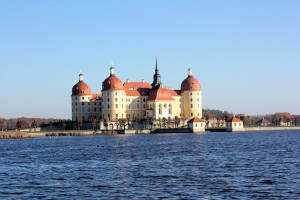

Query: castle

[71,59,202,122]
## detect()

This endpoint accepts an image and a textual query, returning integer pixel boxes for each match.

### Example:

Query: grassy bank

[0,131,32,139]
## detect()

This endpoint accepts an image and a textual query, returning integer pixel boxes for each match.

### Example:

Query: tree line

[202,109,300,127]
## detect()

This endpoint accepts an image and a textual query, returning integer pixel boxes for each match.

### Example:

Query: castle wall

[181,91,202,119]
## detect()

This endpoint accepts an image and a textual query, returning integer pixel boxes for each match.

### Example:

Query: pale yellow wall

[188,122,205,132]
[147,100,175,119]
[102,90,126,120]
[226,122,244,132]
[71,95,102,121]
[172,96,181,117]
[125,96,147,119]
[181,91,202,119]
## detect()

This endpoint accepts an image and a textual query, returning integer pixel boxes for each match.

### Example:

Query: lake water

[0,131,300,199]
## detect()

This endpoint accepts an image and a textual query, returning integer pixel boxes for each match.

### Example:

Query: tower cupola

[181,67,201,91]
[110,66,115,76]
[188,68,193,77]
[79,71,84,82]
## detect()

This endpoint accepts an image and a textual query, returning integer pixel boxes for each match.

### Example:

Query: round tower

[101,66,126,120]
[180,68,202,119]
[71,72,92,121]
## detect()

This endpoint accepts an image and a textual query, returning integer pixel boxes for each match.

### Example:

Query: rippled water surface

[1,131,300,199]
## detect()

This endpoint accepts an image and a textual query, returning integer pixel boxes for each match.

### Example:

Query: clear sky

[0,0,299,119]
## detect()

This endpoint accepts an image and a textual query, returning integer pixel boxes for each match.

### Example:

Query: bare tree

[16,120,21,131]
[0,119,7,132]
[31,119,37,132]
[174,116,180,128]
[103,118,108,130]
[76,116,82,130]
[91,118,97,131]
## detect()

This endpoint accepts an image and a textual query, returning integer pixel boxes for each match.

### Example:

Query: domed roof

[148,84,174,101]
[72,73,91,96]
[181,68,201,91]
[102,76,124,91]
[72,81,91,96]
[102,67,124,91]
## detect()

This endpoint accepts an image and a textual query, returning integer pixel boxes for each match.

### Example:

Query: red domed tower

[101,66,126,120]
[180,68,202,119]
[71,72,93,121]
[72,73,91,96]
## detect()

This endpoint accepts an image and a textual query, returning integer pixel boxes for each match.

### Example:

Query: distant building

[187,117,205,132]
[279,117,289,126]
[226,116,244,132]
[71,59,202,122]
[255,118,270,126]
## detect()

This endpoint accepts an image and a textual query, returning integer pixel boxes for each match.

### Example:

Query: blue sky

[0,0,299,119]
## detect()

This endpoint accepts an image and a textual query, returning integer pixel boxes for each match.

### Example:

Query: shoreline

[1,126,300,140]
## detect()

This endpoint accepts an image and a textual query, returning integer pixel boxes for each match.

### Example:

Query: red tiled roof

[256,119,270,124]
[147,85,174,101]
[123,82,152,90]
[102,75,124,91]
[181,76,201,91]
[72,81,91,96]
[91,94,102,100]
[227,117,242,122]
[167,89,181,96]
[188,117,204,123]
[125,88,151,96]
[123,81,152,96]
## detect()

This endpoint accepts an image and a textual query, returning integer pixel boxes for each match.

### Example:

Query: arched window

[159,104,162,115]
[169,104,172,115]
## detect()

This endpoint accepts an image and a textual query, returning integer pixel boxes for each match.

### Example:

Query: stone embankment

[244,126,300,131]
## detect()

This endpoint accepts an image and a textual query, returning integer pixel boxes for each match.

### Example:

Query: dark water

[1,131,300,199]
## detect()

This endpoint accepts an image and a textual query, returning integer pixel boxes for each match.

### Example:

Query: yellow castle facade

[71,59,202,122]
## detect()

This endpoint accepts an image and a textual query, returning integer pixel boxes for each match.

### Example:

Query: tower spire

[151,57,162,89]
